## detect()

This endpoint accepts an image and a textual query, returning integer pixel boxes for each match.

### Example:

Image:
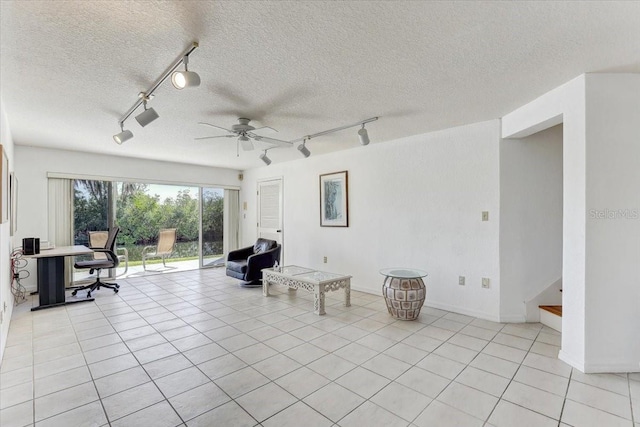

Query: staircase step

[539,305,562,316]
[539,305,562,332]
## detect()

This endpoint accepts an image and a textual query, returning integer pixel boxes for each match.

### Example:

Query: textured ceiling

[1,1,639,170]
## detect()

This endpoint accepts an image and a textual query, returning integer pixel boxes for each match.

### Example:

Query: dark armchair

[226,238,281,287]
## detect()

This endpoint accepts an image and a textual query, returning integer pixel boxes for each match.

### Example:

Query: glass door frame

[199,187,226,269]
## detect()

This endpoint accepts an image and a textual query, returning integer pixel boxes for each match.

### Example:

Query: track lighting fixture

[297,139,311,158]
[135,98,159,127]
[276,117,378,164]
[171,55,201,89]
[254,117,378,165]
[113,123,133,144]
[259,150,272,166]
[114,42,199,144]
[358,124,370,146]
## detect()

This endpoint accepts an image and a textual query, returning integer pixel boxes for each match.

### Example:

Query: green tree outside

[74,180,224,262]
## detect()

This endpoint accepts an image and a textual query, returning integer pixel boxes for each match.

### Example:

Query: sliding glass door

[73,179,114,281]
[70,178,237,278]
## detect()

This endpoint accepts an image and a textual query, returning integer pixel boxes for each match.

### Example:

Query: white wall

[241,120,503,321]
[14,146,241,290]
[0,99,16,362]
[500,125,563,322]
[502,73,640,373]
[503,75,587,370]
[584,74,640,372]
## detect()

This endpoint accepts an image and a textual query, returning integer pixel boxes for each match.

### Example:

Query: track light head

[297,141,311,158]
[358,125,370,146]
[172,71,200,89]
[259,151,272,166]
[113,126,133,144]
[135,100,159,127]
[172,55,200,89]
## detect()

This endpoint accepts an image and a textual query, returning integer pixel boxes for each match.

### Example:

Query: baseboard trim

[350,287,526,324]
[559,350,585,372]
[350,284,377,295]
[424,300,502,323]
[559,350,640,373]
[583,360,640,373]
[499,314,527,323]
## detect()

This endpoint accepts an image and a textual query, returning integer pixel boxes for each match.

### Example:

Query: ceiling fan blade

[240,138,254,151]
[194,135,235,140]
[250,126,278,133]
[250,134,293,147]
[197,122,235,133]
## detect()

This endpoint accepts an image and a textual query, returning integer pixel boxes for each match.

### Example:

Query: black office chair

[72,227,120,298]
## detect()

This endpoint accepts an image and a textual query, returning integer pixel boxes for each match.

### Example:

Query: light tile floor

[1,268,638,427]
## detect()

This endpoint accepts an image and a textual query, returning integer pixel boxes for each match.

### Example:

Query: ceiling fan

[196,118,292,154]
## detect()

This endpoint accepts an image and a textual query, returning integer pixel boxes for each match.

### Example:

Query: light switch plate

[482,278,490,288]
[482,211,489,221]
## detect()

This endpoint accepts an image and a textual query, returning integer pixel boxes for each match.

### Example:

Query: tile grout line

[76,291,118,427]
[629,373,636,426]
[557,366,573,426]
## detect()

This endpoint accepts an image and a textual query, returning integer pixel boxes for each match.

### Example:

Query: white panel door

[257,178,283,252]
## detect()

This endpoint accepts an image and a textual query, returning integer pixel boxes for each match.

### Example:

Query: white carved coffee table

[262,265,351,315]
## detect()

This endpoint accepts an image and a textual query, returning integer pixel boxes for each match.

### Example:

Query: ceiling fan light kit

[113,42,199,143]
[197,118,293,157]
[238,135,254,151]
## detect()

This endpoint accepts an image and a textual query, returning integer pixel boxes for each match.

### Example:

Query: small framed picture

[320,170,348,227]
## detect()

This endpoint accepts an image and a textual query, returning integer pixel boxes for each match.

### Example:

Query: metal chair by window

[142,228,177,270]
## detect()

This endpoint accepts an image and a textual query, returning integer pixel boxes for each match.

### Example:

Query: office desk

[28,245,94,311]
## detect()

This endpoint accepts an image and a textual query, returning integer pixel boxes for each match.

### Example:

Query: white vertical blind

[47,178,73,285]
[223,189,239,257]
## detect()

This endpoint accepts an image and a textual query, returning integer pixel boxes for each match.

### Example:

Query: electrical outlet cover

[458,276,465,286]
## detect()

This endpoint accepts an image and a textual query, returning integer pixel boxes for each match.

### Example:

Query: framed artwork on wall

[320,170,348,227]
[1,144,8,223]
